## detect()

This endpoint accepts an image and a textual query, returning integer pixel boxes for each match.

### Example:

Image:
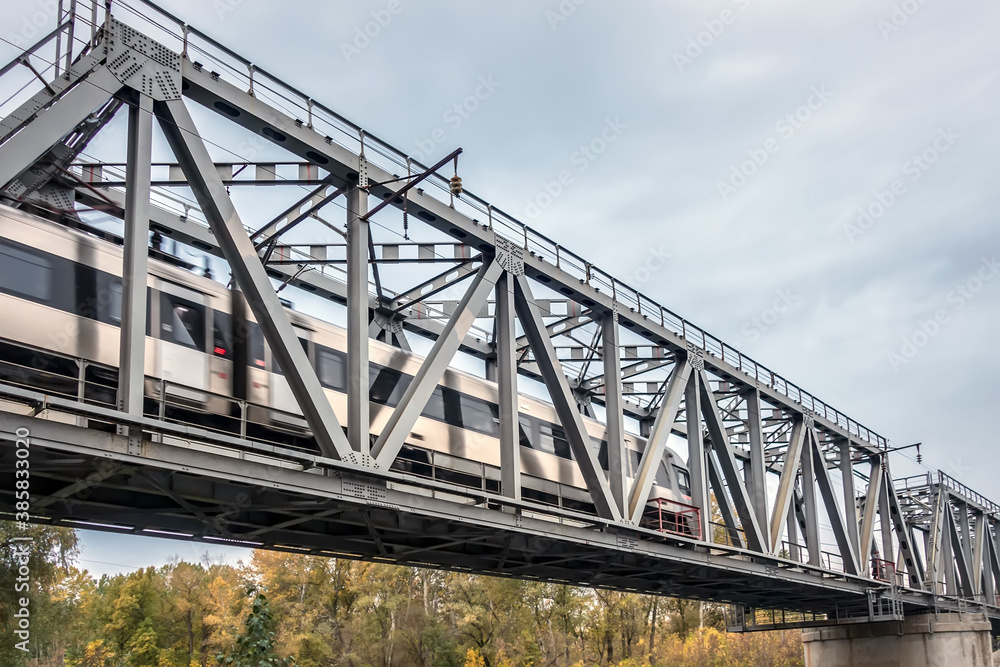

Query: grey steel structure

[0,1,998,630]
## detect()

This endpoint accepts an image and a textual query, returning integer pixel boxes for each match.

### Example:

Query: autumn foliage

[2,523,803,666]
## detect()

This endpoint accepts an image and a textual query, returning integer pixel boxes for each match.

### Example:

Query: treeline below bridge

[1,523,803,667]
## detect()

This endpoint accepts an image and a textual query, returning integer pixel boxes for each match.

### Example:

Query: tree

[216,591,294,667]
[0,521,79,664]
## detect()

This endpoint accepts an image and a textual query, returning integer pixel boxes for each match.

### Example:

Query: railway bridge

[0,3,997,664]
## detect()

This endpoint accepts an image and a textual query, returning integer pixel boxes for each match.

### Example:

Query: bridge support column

[802,613,992,667]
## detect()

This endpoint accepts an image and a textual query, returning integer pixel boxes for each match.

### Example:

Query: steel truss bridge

[0,0,998,632]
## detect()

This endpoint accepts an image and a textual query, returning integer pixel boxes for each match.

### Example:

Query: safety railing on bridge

[937,471,1000,515]
[726,605,829,632]
[779,540,848,574]
[870,559,905,587]
[641,498,702,540]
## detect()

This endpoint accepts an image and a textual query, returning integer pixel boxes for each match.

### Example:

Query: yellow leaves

[650,628,804,667]
[66,638,115,667]
[464,647,487,667]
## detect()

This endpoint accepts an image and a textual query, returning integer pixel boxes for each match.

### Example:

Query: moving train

[0,204,693,526]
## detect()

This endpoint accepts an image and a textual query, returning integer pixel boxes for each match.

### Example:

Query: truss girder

[602,312,628,515]
[117,94,153,419]
[708,450,745,548]
[176,56,886,459]
[947,508,975,597]
[744,389,769,549]
[155,97,354,462]
[392,260,480,312]
[884,478,924,589]
[858,457,884,565]
[699,370,767,553]
[346,185,371,459]
[495,270,521,501]
[808,431,861,575]
[0,66,123,189]
[514,275,620,522]
[770,417,807,551]
[371,260,503,469]
[626,359,691,523]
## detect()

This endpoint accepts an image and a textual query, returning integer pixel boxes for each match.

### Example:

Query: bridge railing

[937,470,1000,515]
[643,498,702,540]
[780,540,847,574]
[104,0,890,451]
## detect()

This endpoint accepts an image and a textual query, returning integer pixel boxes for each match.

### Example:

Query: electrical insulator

[449,175,463,196]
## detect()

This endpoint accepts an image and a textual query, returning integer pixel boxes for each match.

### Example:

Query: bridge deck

[1,386,989,626]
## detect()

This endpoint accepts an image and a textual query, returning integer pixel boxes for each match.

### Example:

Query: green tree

[0,521,79,664]
[216,591,294,667]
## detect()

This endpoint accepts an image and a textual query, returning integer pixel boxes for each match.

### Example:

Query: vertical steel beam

[699,370,767,553]
[601,310,627,516]
[627,359,691,523]
[495,270,520,501]
[769,416,806,552]
[116,94,152,422]
[878,472,895,567]
[942,516,958,595]
[972,512,987,597]
[994,519,1000,598]
[707,451,744,548]
[858,456,884,573]
[884,481,925,589]
[799,430,822,567]
[786,502,801,561]
[744,388,769,548]
[947,508,975,597]
[0,67,120,187]
[956,500,975,582]
[685,369,710,541]
[839,440,860,557]
[155,98,353,462]
[810,434,861,575]
[346,185,370,459]
[372,261,502,469]
[513,275,620,522]
[926,486,947,593]
[985,522,1000,605]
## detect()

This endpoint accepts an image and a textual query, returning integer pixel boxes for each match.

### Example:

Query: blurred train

[0,204,693,525]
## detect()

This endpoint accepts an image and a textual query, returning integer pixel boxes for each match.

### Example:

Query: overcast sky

[3,0,999,575]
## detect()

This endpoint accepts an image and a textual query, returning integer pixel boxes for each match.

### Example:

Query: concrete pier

[802,613,993,667]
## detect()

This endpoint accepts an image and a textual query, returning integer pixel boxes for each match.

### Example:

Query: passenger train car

[0,205,693,526]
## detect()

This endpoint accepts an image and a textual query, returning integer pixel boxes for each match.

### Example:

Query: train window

[459,394,499,437]
[421,386,463,428]
[538,422,572,460]
[489,409,534,447]
[270,337,310,375]
[107,280,123,323]
[317,347,346,390]
[597,441,609,471]
[249,324,265,368]
[522,487,559,507]
[674,466,691,496]
[0,242,52,302]
[630,449,642,471]
[212,311,232,358]
[519,416,533,449]
[369,363,410,406]
[422,386,446,422]
[159,293,206,351]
